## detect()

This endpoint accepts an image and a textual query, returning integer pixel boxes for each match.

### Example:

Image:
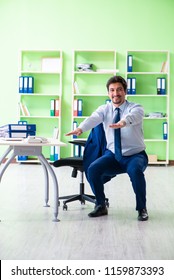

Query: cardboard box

[148,154,157,163]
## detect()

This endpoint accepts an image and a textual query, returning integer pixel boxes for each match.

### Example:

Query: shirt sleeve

[122,103,144,127]
[78,105,105,132]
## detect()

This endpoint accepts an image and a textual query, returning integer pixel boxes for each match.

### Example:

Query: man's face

[108,82,126,106]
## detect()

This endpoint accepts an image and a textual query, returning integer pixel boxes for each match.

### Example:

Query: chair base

[59,193,96,210]
[59,192,109,211]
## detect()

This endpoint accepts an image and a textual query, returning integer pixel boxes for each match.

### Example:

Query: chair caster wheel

[106,202,109,208]
[81,200,85,205]
[58,201,60,207]
[63,204,68,211]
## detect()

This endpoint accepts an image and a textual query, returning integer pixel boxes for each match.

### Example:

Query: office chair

[53,139,109,210]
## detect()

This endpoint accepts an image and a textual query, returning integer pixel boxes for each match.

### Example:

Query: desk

[0,138,66,222]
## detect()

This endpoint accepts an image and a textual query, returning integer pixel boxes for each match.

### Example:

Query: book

[73,81,80,94]
[50,99,55,116]
[19,102,30,116]
[23,104,30,116]
[19,102,25,116]
[160,61,168,73]
[53,127,59,139]
[54,99,60,116]
[73,99,78,116]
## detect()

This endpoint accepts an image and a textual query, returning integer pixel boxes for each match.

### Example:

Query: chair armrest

[69,140,86,147]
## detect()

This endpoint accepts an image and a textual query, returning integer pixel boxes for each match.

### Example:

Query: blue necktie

[114,108,122,161]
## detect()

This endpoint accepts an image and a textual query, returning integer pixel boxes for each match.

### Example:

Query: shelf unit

[71,49,118,156]
[18,49,63,162]
[126,50,170,165]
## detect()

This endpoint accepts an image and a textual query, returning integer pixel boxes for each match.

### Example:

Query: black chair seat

[53,157,83,171]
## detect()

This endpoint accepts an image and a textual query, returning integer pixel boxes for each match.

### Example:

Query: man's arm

[65,127,83,136]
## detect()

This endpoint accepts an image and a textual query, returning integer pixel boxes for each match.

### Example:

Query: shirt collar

[112,100,127,112]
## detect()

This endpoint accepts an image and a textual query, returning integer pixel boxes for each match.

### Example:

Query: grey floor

[0,163,174,260]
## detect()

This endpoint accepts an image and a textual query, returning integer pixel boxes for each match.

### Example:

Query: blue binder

[105,99,111,104]
[19,76,24,93]
[161,78,166,95]
[28,76,34,93]
[0,124,36,132]
[127,78,132,94]
[74,144,80,157]
[54,146,59,160]
[73,121,78,139]
[7,130,36,138]
[131,78,136,94]
[23,76,28,93]
[127,55,133,72]
[78,99,83,116]
[163,122,168,140]
[157,78,161,95]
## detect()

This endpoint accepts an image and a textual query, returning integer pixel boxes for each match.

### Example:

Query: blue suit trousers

[87,149,148,211]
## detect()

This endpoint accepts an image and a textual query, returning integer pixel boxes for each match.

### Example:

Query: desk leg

[38,154,60,222]
[0,152,16,182]
[40,161,50,207]
[0,146,13,165]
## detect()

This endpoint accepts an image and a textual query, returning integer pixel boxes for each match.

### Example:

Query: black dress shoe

[138,209,148,221]
[88,205,108,218]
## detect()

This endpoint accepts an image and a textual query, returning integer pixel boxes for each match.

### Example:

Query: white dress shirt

[78,100,146,156]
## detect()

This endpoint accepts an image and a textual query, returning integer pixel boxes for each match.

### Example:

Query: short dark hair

[106,76,127,92]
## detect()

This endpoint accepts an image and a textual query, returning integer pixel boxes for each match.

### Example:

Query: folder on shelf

[73,81,80,94]
[19,103,30,116]
[161,78,166,95]
[131,78,136,94]
[77,99,83,116]
[53,127,59,139]
[80,146,85,157]
[54,146,59,161]
[50,99,55,116]
[163,122,168,140]
[19,76,24,93]
[105,99,111,104]
[127,55,133,72]
[19,102,25,116]
[160,61,168,73]
[127,78,132,94]
[54,99,60,116]
[23,76,28,93]
[157,78,161,95]
[28,76,34,93]
[74,144,80,157]
[50,146,55,161]
[23,104,30,116]
[73,121,78,138]
[73,99,78,116]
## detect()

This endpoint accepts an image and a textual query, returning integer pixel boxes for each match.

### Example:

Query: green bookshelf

[18,49,63,162]
[126,50,170,164]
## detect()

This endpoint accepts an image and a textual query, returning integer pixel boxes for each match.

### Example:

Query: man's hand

[109,120,126,129]
[65,128,83,136]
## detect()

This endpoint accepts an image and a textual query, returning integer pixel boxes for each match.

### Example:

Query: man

[66,76,148,221]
